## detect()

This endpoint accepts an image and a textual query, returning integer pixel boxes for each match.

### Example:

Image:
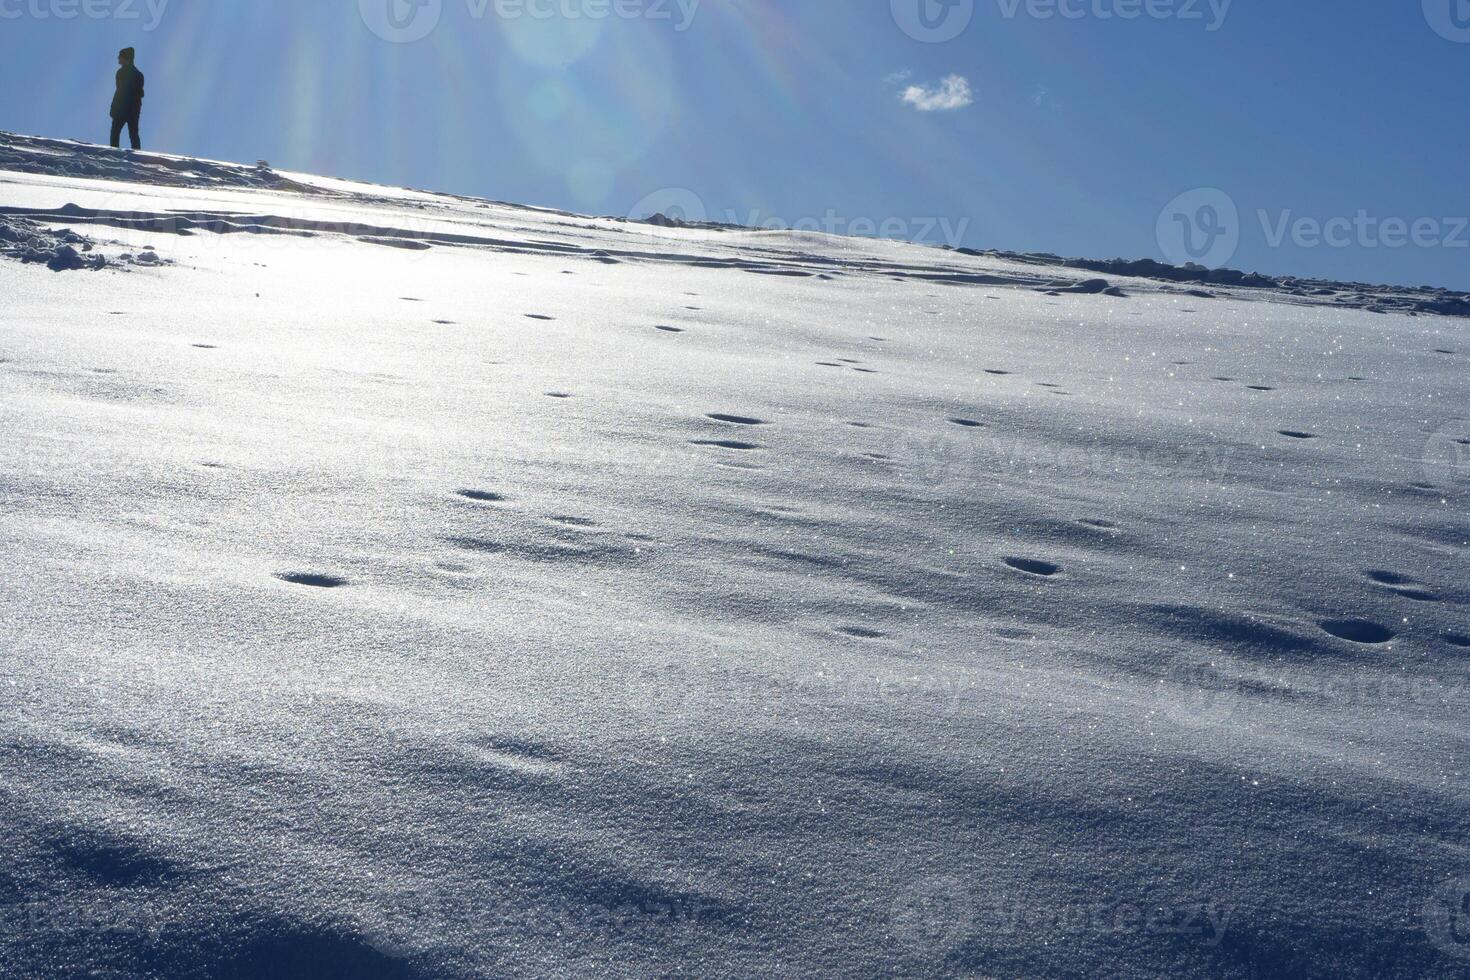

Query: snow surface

[0,132,1468,979]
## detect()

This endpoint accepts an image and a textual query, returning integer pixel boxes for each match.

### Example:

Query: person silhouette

[109,47,145,150]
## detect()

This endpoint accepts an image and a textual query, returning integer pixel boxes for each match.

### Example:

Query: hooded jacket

[111,65,145,120]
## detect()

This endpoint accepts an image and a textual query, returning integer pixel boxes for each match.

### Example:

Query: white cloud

[900,75,974,113]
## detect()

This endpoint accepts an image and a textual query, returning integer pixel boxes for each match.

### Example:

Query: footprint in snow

[457,489,508,503]
[1319,619,1395,645]
[276,572,349,589]
[1365,569,1439,602]
[691,439,761,451]
[1004,557,1061,578]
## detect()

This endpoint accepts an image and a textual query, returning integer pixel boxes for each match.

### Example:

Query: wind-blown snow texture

[0,132,1467,979]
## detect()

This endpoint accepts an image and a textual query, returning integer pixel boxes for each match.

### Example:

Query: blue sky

[2,0,1466,289]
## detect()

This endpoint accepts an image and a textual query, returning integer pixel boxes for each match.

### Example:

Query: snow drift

[0,132,1467,979]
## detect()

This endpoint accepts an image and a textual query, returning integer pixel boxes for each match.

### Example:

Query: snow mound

[0,131,1468,979]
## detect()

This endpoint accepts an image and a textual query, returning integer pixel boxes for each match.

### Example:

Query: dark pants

[110,113,141,150]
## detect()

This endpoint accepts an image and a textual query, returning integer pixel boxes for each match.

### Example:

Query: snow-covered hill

[1,132,1467,979]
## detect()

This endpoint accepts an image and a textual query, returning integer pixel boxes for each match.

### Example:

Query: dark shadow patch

[276,572,349,589]
[654,325,684,333]
[191,923,417,980]
[50,830,177,888]
[1367,570,1413,586]
[1445,633,1470,648]
[707,414,765,426]
[949,418,984,428]
[1004,557,1061,577]
[691,440,760,451]
[1320,619,1395,645]
[836,626,888,640]
[1278,430,1317,440]
[457,490,507,503]
[545,392,573,399]
[525,314,555,321]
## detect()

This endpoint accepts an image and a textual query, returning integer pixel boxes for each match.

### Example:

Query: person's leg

[109,116,123,148]
[127,114,141,151]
